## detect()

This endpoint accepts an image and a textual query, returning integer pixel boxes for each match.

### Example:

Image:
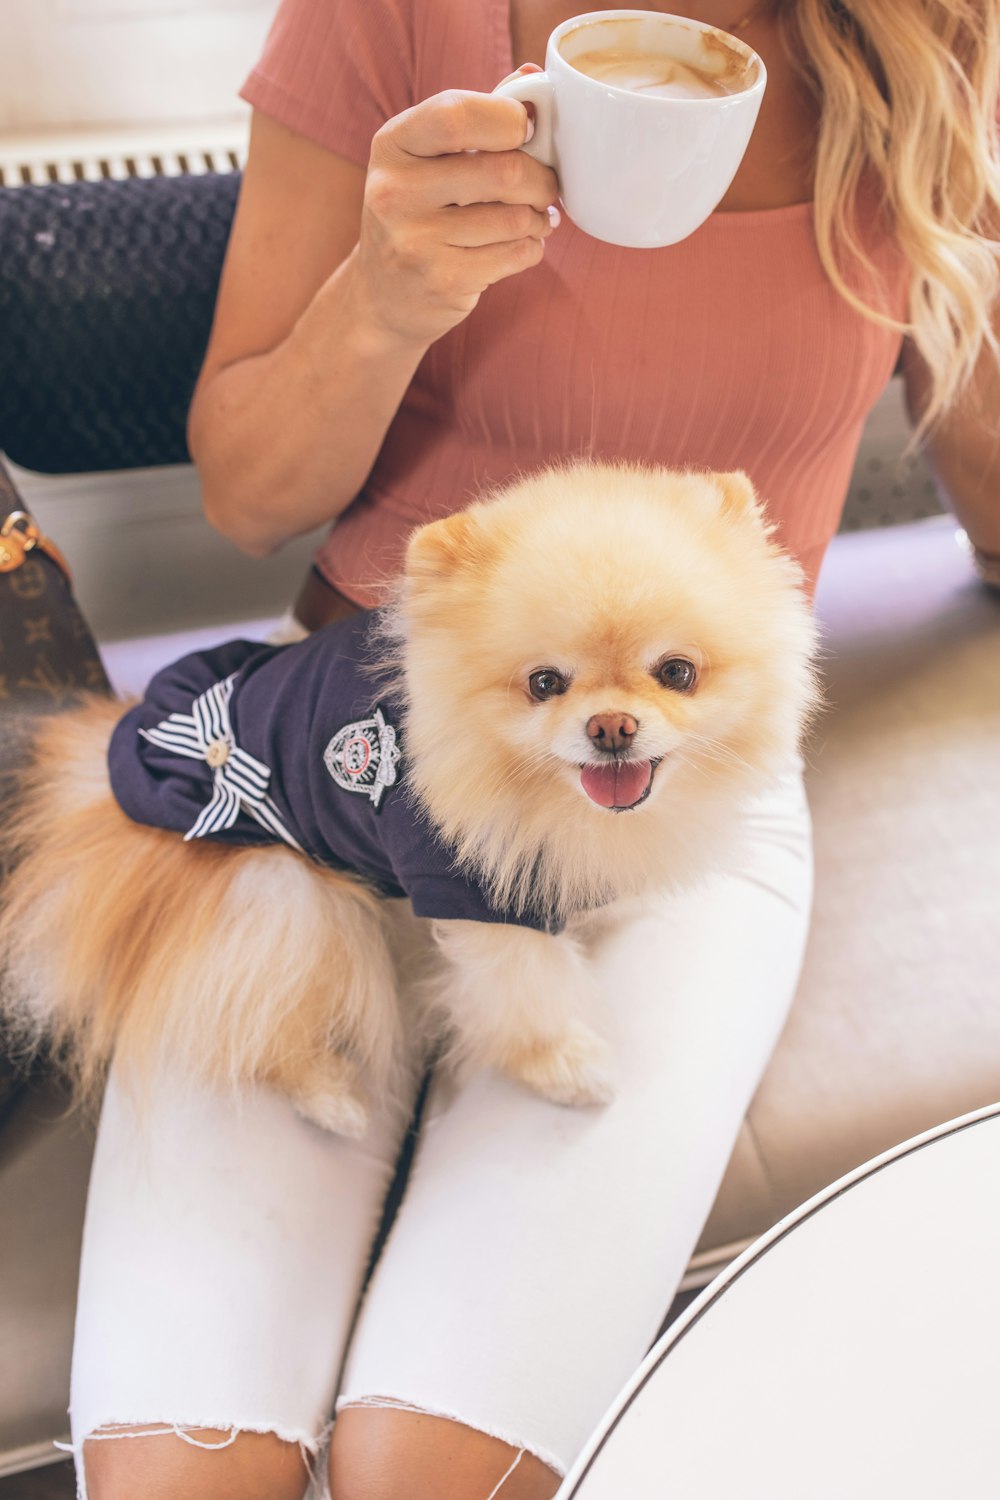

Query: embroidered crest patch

[323,704,401,809]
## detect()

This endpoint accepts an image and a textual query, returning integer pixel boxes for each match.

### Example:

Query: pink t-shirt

[242,0,910,603]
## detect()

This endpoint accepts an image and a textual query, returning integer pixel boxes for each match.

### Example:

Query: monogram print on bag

[9,559,45,600]
[17,656,73,704]
[23,615,52,646]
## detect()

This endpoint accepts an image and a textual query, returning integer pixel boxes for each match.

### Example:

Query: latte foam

[568,47,742,99]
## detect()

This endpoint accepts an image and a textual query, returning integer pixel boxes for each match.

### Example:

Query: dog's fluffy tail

[0,698,402,1113]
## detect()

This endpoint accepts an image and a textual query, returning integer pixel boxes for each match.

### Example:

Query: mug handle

[492,71,557,168]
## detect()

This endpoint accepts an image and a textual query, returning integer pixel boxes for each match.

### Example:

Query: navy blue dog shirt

[108,612,555,931]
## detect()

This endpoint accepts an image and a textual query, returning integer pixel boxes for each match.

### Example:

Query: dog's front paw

[504,1023,615,1109]
[289,1053,371,1138]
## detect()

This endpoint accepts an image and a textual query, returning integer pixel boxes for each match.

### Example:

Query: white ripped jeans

[68,756,813,1496]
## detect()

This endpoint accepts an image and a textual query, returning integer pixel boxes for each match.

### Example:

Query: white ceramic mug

[493,10,766,249]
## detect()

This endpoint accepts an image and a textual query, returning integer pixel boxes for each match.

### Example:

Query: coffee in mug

[568,48,741,99]
[493,10,766,248]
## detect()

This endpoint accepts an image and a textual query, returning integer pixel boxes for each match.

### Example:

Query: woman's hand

[352,87,560,348]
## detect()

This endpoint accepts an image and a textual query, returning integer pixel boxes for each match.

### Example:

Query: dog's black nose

[586,712,638,753]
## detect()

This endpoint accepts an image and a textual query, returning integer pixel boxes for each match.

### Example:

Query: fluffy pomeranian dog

[0,464,820,1135]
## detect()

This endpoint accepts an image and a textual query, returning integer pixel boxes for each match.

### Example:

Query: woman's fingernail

[524,113,535,142]
[547,204,561,229]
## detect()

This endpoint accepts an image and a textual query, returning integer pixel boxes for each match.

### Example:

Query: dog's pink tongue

[580,760,652,809]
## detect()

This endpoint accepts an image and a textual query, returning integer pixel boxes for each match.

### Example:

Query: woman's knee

[328,1405,562,1500]
[83,1425,311,1500]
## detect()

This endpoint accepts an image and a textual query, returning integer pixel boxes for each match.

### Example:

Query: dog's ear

[405,511,483,584]
[714,470,765,523]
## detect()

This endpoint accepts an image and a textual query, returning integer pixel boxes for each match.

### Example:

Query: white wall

[0,0,275,136]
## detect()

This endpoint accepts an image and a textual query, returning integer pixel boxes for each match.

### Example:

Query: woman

[74,2,1000,1497]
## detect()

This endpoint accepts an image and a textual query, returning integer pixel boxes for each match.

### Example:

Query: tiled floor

[0,1463,75,1499]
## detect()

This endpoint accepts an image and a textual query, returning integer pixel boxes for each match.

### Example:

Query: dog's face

[401,464,819,830]
[492,605,707,815]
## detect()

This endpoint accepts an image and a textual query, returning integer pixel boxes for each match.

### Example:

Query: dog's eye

[528,669,568,701]
[656,657,697,693]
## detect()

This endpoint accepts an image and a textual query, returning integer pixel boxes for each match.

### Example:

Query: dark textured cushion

[0,172,240,474]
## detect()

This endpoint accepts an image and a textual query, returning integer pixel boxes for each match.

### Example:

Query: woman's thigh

[332,760,813,1482]
[70,1059,417,1498]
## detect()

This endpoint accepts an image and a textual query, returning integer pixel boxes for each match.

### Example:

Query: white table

[557,1102,1000,1499]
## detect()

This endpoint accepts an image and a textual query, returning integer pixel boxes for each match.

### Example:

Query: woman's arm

[901,308,1000,561]
[188,96,557,557]
[188,112,396,557]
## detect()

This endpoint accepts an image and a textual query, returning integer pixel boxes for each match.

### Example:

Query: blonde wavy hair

[781,0,1000,429]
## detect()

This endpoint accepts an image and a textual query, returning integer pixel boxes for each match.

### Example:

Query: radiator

[0,120,247,188]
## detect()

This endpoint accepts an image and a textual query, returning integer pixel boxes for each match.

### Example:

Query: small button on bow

[205,738,231,768]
